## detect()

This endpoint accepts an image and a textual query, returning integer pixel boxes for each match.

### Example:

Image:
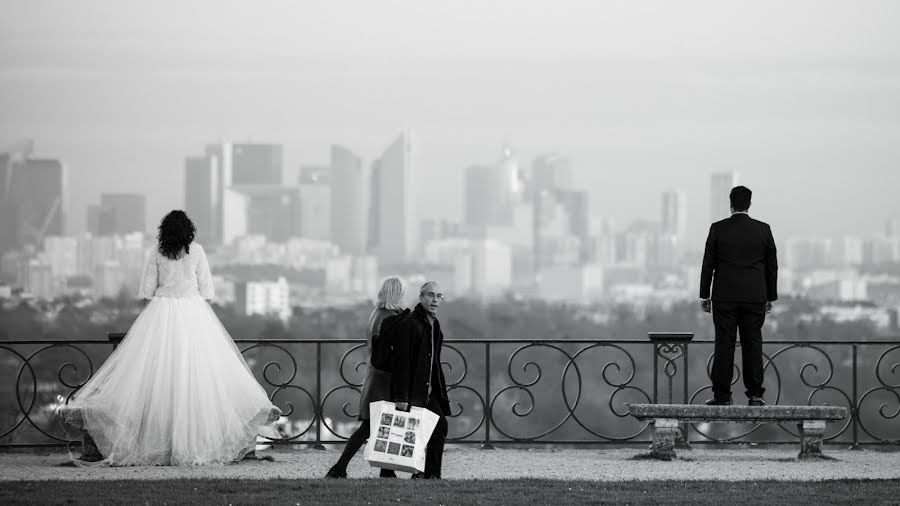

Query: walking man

[391,281,451,479]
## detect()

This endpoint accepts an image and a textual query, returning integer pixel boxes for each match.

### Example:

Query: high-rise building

[531,154,573,195]
[661,190,687,239]
[528,154,589,269]
[299,165,329,184]
[330,145,368,256]
[534,189,589,269]
[421,219,463,244]
[660,189,687,263]
[184,142,285,245]
[296,164,331,241]
[98,193,146,235]
[296,182,330,241]
[185,154,220,244]
[368,159,381,253]
[230,143,283,185]
[710,171,739,223]
[0,143,66,255]
[372,131,417,265]
[464,146,523,227]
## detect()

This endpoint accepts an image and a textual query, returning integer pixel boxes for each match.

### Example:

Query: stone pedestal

[650,418,679,460]
[798,420,827,459]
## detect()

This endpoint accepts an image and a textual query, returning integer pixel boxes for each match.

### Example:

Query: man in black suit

[391,281,451,479]
[700,186,778,406]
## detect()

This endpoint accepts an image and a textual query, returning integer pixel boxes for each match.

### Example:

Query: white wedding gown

[65,243,281,466]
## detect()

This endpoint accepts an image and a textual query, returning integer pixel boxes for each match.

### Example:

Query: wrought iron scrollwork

[0,338,898,447]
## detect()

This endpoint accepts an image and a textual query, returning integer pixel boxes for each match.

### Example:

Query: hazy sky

[2,0,899,246]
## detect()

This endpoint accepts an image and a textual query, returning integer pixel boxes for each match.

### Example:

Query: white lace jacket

[138,243,214,300]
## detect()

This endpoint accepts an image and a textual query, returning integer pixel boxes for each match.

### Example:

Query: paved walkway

[2,447,899,482]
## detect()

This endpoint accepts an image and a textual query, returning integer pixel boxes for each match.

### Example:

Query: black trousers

[711,301,767,400]
[423,396,448,478]
[330,420,396,477]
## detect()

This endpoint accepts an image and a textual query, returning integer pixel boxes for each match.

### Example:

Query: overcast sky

[2,0,899,246]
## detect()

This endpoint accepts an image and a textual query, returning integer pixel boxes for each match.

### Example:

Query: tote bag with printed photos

[364,400,440,474]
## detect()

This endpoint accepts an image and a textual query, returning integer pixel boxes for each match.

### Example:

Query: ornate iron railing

[1,334,898,448]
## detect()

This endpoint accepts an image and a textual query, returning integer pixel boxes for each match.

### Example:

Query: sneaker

[748,397,766,406]
[705,398,733,406]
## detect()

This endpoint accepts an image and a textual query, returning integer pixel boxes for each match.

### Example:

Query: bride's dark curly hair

[157,210,196,260]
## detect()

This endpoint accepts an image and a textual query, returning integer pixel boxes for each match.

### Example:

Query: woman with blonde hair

[326,276,406,478]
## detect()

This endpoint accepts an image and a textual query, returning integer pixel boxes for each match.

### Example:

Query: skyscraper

[530,154,589,269]
[372,131,417,265]
[661,190,687,239]
[299,165,329,185]
[710,172,739,223]
[99,193,146,234]
[531,153,573,195]
[296,169,330,241]
[184,142,284,245]
[330,145,368,256]
[230,143,283,185]
[368,158,381,254]
[0,142,66,254]
[464,146,522,227]
[184,154,219,244]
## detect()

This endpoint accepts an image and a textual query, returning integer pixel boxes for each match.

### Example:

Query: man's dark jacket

[389,303,451,416]
[700,213,778,303]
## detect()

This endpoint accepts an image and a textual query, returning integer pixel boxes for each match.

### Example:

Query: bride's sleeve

[138,248,159,299]
[197,245,215,300]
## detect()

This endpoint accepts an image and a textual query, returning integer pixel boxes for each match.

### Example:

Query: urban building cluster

[2,138,899,326]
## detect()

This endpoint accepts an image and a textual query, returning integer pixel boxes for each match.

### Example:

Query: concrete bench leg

[798,420,827,459]
[650,418,679,460]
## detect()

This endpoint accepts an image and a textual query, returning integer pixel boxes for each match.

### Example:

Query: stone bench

[626,403,849,460]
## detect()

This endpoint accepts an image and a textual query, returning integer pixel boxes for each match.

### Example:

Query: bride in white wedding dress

[64,210,281,466]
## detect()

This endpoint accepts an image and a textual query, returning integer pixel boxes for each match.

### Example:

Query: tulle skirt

[64,295,281,466]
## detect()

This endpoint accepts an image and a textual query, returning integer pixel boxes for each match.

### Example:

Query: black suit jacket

[700,213,778,303]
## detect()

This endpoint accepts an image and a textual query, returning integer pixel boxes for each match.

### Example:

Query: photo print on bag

[393,415,406,428]
[374,439,388,452]
[401,445,414,457]
[404,431,416,444]
[380,413,393,426]
[387,442,401,455]
[377,426,391,439]
[407,418,419,430]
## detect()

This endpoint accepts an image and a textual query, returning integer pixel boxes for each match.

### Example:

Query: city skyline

[2,1,899,248]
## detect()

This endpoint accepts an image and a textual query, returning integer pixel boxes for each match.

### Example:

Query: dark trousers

[330,420,396,477]
[423,396,448,478]
[711,301,767,400]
